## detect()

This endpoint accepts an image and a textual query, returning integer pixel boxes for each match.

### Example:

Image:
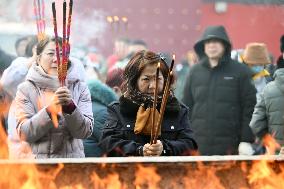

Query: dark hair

[25,35,38,57]
[277,55,284,69]
[15,36,29,49]
[121,50,174,93]
[106,68,124,88]
[280,35,284,53]
[36,36,63,55]
[36,36,71,68]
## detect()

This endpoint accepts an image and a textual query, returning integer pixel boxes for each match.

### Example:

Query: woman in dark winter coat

[84,79,117,157]
[99,50,197,157]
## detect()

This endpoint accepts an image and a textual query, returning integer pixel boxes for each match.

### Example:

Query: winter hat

[242,43,271,65]
[280,35,284,53]
[194,25,232,58]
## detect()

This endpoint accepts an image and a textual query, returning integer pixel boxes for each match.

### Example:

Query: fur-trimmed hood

[87,79,117,106]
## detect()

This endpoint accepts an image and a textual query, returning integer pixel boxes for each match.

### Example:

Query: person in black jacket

[276,35,284,70]
[182,25,257,155]
[99,50,197,157]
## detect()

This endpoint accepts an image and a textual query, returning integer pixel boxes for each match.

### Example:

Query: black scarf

[119,91,181,118]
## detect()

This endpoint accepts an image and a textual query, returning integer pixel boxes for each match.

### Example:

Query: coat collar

[201,56,231,69]
[119,95,181,118]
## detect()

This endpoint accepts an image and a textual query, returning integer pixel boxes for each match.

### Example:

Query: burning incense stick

[52,0,73,86]
[152,55,175,144]
[60,0,67,86]
[150,62,160,145]
[66,0,73,58]
[52,2,62,85]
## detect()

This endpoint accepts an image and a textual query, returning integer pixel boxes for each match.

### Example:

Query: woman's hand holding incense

[53,86,72,106]
[143,140,163,156]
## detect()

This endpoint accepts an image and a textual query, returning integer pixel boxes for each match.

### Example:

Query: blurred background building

[0,0,283,60]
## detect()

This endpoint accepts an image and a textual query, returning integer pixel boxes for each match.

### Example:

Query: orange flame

[91,171,124,189]
[247,159,284,189]
[134,164,161,189]
[262,134,281,155]
[183,162,226,189]
[0,91,9,159]
[38,92,62,128]
[0,117,8,159]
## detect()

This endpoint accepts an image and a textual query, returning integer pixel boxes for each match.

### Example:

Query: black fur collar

[119,95,181,117]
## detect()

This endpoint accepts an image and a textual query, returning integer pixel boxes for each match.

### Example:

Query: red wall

[77,0,202,61]
[199,3,284,60]
[53,1,284,62]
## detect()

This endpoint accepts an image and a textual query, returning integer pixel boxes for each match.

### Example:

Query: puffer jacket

[250,68,284,146]
[14,62,93,158]
[182,25,256,155]
[99,96,197,157]
[83,79,117,157]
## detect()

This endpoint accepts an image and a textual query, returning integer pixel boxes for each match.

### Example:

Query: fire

[0,92,65,189]
[91,171,124,189]
[247,159,284,189]
[1,90,284,188]
[0,90,9,159]
[246,134,284,189]
[183,162,226,189]
[134,164,161,189]
[0,113,8,159]
[262,134,281,155]
[37,91,62,128]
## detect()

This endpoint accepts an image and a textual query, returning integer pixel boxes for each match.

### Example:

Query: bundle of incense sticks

[52,0,73,86]
[150,62,160,145]
[33,0,46,40]
[151,55,175,144]
[52,2,61,83]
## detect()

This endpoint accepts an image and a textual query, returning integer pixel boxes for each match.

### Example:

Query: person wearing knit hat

[276,35,284,69]
[241,43,271,102]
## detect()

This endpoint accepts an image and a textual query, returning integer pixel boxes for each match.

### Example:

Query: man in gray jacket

[250,36,284,155]
[250,68,284,154]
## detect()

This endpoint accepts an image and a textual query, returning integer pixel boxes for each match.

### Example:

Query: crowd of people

[0,25,283,158]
